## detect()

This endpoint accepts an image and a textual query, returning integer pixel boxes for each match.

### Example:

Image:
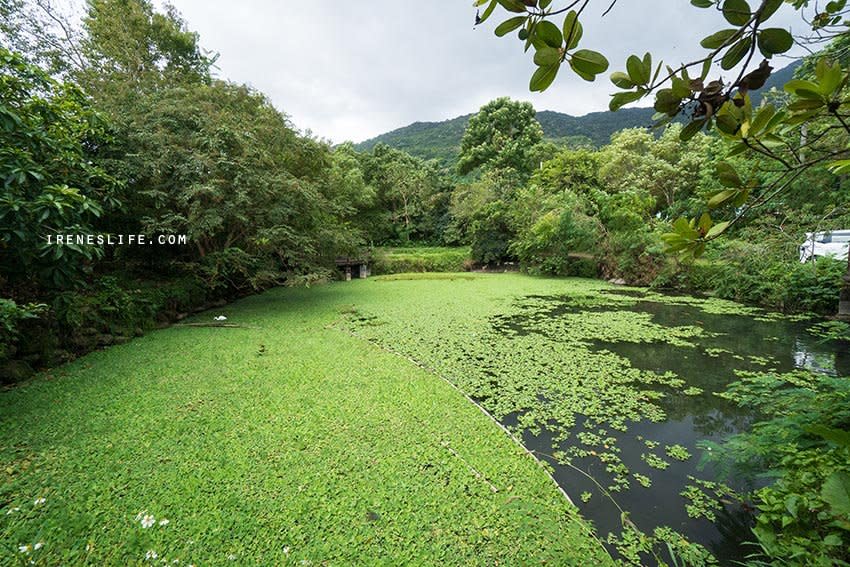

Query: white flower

[33,497,46,505]
[145,549,158,560]
[227,554,236,561]
[86,543,94,552]
[141,514,155,528]
[6,506,20,515]
[214,315,227,321]
[19,544,32,554]
[34,542,43,550]
[158,518,170,526]
[283,546,291,554]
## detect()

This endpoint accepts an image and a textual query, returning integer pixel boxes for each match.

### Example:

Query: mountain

[354,61,800,166]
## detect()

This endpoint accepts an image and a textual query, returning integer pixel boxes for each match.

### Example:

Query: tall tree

[457,97,544,176]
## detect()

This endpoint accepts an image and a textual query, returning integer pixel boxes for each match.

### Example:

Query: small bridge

[335,256,370,280]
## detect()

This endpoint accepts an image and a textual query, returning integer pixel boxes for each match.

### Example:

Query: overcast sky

[158,1,806,144]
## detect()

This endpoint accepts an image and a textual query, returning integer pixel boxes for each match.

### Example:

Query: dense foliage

[0,48,117,290]
[0,0,384,376]
[705,368,850,564]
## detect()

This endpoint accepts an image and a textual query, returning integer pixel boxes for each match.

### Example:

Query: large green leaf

[571,50,609,76]
[497,0,527,13]
[533,46,561,67]
[722,0,751,25]
[721,37,752,70]
[610,71,634,89]
[495,16,527,37]
[757,28,793,56]
[535,20,563,48]
[701,29,738,49]
[758,0,783,21]
[561,10,583,50]
[716,161,743,187]
[822,472,850,517]
[679,118,707,141]
[530,62,560,91]
[626,54,649,85]
[609,91,644,111]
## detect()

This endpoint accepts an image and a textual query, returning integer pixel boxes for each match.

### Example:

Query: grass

[371,246,471,274]
[0,275,612,565]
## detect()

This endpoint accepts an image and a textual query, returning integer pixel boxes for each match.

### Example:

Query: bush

[469,201,514,265]
[660,240,845,315]
[0,299,46,362]
[704,370,850,565]
[510,190,601,276]
[371,247,471,275]
[783,257,846,314]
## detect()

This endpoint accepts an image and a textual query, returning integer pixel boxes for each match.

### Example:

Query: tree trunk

[839,251,850,320]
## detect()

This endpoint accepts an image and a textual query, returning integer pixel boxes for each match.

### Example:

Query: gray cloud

[163,1,807,144]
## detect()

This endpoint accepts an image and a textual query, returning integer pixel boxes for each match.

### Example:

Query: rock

[69,334,97,350]
[608,278,627,286]
[50,350,74,365]
[0,359,35,384]
[96,334,115,346]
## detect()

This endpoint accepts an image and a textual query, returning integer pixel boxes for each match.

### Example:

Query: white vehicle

[799,230,850,263]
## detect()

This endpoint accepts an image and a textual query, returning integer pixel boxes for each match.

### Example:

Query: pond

[343,277,848,565]
[497,291,846,563]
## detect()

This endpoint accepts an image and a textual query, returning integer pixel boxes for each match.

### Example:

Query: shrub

[371,247,471,275]
[783,257,846,314]
[469,201,514,265]
[704,370,850,565]
[659,240,845,315]
[0,299,46,362]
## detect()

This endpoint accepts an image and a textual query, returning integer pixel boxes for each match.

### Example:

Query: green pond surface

[342,274,848,564]
[501,292,847,563]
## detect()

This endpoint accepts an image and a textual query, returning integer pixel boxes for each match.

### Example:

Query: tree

[0,47,119,291]
[82,0,214,85]
[457,97,544,176]
[358,143,453,244]
[598,125,714,217]
[473,0,850,318]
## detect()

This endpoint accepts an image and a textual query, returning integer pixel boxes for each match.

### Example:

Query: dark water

[496,293,848,565]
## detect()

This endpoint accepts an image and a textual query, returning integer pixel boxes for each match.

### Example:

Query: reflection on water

[493,292,845,565]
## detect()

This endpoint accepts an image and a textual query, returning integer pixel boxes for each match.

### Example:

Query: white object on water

[214,315,227,321]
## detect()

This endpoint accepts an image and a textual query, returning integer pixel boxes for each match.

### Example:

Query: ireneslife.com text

[46,234,188,246]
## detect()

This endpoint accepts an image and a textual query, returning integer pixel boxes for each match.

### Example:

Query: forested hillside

[354,61,799,165]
